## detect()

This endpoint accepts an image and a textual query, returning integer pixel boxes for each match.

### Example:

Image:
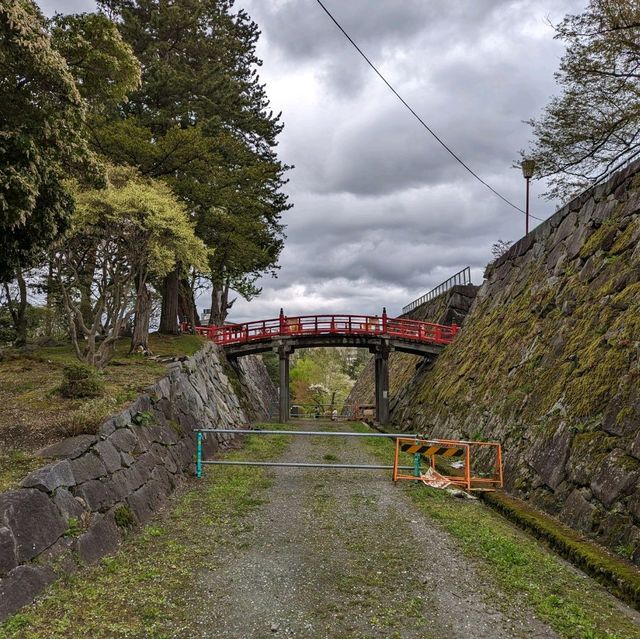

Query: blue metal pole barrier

[196,431,203,478]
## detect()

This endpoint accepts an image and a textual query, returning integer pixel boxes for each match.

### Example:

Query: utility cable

[314,0,544,222]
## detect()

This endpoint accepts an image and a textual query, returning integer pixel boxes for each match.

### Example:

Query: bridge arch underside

[223,335,443,425]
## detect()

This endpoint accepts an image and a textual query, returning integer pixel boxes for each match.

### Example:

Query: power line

[314,0,544,223]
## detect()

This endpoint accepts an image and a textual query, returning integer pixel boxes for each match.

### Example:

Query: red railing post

[382,307,387,334]
[279,308,285,336]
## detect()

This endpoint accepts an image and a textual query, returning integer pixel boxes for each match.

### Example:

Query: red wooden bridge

[183,309,460,425]
[185,309,459,349]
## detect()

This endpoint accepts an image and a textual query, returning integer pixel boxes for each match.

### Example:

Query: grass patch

[0,450,45,492]
[350,422,640,639]
[482,491,640,610]
[0,333,205,458]
[0,424,291,639]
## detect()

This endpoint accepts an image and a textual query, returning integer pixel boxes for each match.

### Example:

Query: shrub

[114,505,136,529]
[59,363,104,398]
[56,397,116,437]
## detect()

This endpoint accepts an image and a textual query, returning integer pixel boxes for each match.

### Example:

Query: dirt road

[179,421,561,639]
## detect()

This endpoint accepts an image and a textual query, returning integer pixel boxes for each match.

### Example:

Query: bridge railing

[185,311,460,347]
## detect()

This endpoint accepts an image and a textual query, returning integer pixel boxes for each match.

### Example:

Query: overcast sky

[40,0,584,320]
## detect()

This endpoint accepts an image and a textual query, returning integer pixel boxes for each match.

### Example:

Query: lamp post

[521,158,536,235]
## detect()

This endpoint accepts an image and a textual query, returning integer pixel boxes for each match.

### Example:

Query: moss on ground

[0,425,291,639]
[352,422,640,639]
[0,333,206,490]
[480,492,640,609]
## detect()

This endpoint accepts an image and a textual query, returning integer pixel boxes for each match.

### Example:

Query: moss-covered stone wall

[388,160,640,564]
[345,284,478,410]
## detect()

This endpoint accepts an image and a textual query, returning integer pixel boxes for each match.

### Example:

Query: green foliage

[114,505,136,529]
[526,1,640,200]
[49,12,140,111]
[72,165,209,279]
[0,0,93,279]
[131,411,154,427]
[289,348,356,408]
[64,517,82,538]
[59,363,104,398]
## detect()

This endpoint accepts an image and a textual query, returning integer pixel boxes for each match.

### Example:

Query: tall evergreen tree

[97,0,291,331]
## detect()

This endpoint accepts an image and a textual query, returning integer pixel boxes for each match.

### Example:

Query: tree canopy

[527,0,640,201]
[0,2,141,281]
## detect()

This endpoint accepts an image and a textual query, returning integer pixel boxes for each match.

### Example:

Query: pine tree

[97,0,291,330]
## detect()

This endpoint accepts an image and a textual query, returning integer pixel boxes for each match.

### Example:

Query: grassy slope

[352,422,640,639]
[0,333,205,491]
[0,426,291,639]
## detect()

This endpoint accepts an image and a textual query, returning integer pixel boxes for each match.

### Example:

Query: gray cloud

[39,0,585,322]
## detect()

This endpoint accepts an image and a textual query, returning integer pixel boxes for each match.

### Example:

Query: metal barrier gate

[195,429,503,491]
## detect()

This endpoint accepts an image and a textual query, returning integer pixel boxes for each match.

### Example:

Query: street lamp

[521,158,536,235]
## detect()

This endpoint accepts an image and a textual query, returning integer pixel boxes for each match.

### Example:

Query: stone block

[109,466,145,500]
[602,390,640,437]
[0,526,17,576]
[127,480,165,524]
[133,450,161,478]
[631,430,640,460]
[108,427,138,453]
[99,417,116,437]
[94,439,122,474]
[120,451,135,467]
[52,488,87,521]
[36,434,97,460]
[38,537,78,576]
[71,452,107,483]
[558,489,599,533]
[555,209,578,243]
[73,479,116,513]
[76,513,121,565]
[0,489,66,562]
[591,450,640,507]
[151,465,175,496]
[526,423,571,490]
[0,565,56,622]
[114,409,132,429]
[21,459,75,493]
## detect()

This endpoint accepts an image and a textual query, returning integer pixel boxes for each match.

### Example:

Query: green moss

[481,492,640,610]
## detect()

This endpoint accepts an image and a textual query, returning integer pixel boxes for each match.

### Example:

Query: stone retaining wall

[386,159,640,562]
[0,343,276,620]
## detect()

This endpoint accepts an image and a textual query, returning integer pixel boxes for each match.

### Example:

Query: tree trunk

[4,268,28,347]
[130,273,152,353]
[78,247,97,332]
[209,278,230,326]
[159,265,180,334]
[178,276,199,328]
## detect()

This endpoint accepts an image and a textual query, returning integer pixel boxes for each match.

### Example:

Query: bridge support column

[278,345,292,423]
[374,344,390,426]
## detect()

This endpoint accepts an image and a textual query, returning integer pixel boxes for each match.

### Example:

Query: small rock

[270,622,280,632]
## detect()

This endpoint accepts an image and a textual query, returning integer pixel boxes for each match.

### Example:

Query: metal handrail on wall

[402,266,472,315]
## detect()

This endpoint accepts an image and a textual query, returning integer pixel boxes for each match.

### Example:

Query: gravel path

[179,421,558,639]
